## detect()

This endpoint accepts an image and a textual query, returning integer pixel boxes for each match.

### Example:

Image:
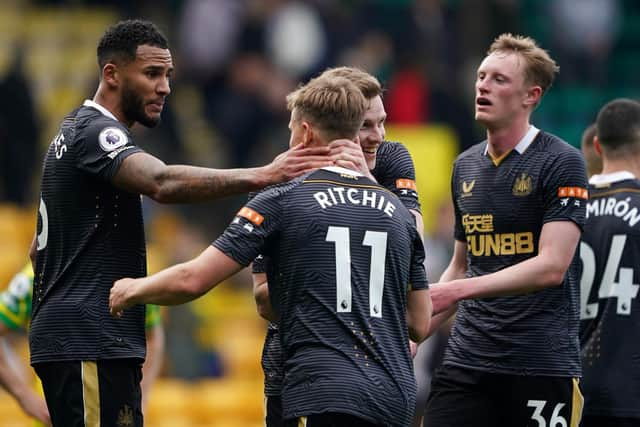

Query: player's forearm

[253,280,277,322]
[407,289,432,343]
[151,164,272,203]
[426,305,457,336]
[447,253,570,301]
[129,262,210,305]
[0,342,32,402]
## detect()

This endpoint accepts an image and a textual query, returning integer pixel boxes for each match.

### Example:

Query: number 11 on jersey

[326,226,388,318]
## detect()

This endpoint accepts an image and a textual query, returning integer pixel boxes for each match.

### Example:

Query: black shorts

[424,365,583,427]
[581,416,640,427]
[266,395,285,427]
[284,412,381,427]
[34,358,143,427]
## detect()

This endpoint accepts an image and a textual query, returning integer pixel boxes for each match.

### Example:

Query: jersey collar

[483,125,540,156]
[83,99,118,122]
[322,166,364,177]
[589,171,636,186]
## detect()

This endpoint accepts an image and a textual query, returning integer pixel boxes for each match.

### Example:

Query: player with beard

[29,20,357,427]
[251,66,423,427]
[109,73,431,427]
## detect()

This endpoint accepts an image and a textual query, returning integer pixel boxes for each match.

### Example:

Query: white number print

[326,226,388,317]
[527,400,567,427]
[580,235,639,319]
[37,198,48,251]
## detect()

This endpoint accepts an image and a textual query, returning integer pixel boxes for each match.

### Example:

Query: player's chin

[474,111,492,125]
[140,112,162,128]
[364,152,376,170]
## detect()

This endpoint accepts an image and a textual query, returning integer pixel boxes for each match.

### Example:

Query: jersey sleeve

[374,142,421,212]
[75,120,144,182]
[542,148,588,229]
[144,304,162,329]
[213,187,284,266]
[451,162,466,242]
[0,264,34,330]
[409,225,429,291]
[252,254,268,274]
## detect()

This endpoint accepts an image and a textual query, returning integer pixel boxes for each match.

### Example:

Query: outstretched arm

[430,221,581,315]
[110,246,243,315]
[112,143,335,203]
[0,332,50,425]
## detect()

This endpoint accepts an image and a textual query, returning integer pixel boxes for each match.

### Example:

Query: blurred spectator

[265,0,329,79]
[385,63,430,124]
[550,0,621,86]
[177,0,244,84]
[0,48,39,207]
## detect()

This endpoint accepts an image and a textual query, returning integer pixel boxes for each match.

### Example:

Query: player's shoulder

[377,140,410,157]
[533,130,581,157]
[251,174,308,203]
[455,140,486,163]
[76,105,131,145]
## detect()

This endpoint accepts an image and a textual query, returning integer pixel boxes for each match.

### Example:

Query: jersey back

[215,167,427,426]
[257,140,422,397]
[447,131,586,377]
[30,105,146,364]
[580,177,640,417]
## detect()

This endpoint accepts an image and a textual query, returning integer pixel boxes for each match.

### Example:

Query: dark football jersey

[446,129,586,377]
[215,167,427,426]
[30,101,147,364]
[372,140,421,213]
[255,141,423,397]
[580,173,640,418]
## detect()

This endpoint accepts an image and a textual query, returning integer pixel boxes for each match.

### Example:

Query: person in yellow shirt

[0,264,165,425]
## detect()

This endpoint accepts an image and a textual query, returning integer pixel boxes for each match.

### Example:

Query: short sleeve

[542,148,588,229]
[409,226,429,291]
[213,187,284,267]
[373,142,421,212]
[451,163,466,242]
[75,121,144,182]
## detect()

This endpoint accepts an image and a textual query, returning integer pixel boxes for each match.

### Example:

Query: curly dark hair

[97,19,169,68]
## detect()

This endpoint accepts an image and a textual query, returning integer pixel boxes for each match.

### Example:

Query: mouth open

[476,97,492,106]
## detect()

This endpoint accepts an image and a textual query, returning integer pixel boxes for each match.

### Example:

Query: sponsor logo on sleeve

[396,179,417,190]
[558,187,588,200]
[236,207,264,226]
[99,127,128,152]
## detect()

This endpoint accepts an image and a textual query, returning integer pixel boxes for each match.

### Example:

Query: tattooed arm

[112,143,334,203]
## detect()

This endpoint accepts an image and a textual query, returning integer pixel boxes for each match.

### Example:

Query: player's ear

[102,63,120,89]
[524,85,542,108]
[301,121,313,145]
[594,135,603,156]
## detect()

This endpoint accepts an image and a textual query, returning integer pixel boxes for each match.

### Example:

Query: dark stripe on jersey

[214,167,426,427]
[446,131,585,377]
[30,105,146,363]
[580,178,640,417]
[260,142,422,398]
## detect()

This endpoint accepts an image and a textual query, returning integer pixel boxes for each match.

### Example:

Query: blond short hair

[488,33,559,95]
[319,66,383,100]
[286,75,367,141]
